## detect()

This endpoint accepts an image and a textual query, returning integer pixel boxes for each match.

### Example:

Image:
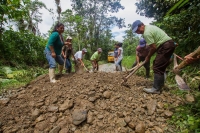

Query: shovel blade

[175,75,190,91]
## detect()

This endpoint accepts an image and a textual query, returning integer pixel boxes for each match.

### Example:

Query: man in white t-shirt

[74,48,87,72]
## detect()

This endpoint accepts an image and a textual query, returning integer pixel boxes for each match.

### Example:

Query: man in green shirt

[132,20,176,94]
[90,48,102,71]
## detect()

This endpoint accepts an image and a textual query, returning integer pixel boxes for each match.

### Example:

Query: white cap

[97,48,102,52]
[82,48,87,52]
[66,36,72,40]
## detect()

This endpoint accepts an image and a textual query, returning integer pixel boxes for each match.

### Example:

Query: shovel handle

[125,62,145,80]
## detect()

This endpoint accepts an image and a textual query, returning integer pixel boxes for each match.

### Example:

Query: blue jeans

[44,48,64,68]
[65,58,72,70]
[115,58,122,71]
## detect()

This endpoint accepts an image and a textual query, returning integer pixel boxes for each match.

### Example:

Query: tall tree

[16,0,47,35]
[70,0,125,50]
[55,0,61,22]
[135,0,199,54]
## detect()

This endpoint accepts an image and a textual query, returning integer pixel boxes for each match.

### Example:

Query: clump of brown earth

[0,72,190,133]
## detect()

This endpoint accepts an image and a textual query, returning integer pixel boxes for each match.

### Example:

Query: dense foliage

[135,0,200,132]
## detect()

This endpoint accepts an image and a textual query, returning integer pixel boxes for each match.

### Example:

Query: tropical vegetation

[0,0,200,132]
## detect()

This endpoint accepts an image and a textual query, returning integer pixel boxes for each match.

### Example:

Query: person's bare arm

[145,44,157,63]
[49,46,56,58]
[136,55,140,65]
[78,58,84,66]
[117,49,121,58]
[184,53,200,64]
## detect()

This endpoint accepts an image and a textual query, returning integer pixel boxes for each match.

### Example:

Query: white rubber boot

[58,65,63,75]
[49,68,56,83]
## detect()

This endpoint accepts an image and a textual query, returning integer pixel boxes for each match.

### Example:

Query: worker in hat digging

[74,48,87,73]
[61,36,75,73]
[132,20,176,94]
[90,48,103,72]
[132,38,150,78]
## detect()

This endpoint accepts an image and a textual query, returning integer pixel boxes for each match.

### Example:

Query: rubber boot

[143,74,164,94]
[117,65,122,71]
[146,69,150,79]
[68,67,71,73]
[58,64,63,75]
[49,68,56,83]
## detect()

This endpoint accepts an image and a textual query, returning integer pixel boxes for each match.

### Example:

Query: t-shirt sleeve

[48,32,59,46]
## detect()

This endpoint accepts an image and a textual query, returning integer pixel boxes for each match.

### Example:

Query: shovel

[121,62,145,86]
[173,54,190,91]
[83,64,90,73]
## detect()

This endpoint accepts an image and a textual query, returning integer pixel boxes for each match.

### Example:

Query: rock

[50,116,58,123]
[35,120,49,131]
[154,126,163,133]
[88,97,97,102]
[59,99,74,112]
[147,100,157,115]
[49,126,61,133]
[164,110,173,118]
[72,109,87,125]
[97,115,104,120]
[103,91,111,99]
[35,115,45,123]
[117,118,127,127]
[0,98,10,105]
[124,116,131,124]
[135,122,145,133]
[87,111,94,124]
[128,122,136,129]
[32,109,41,120]
[157,102,164,109]
[48,105,58,112]
[59,128,69,133]
[117,112,124,118]
[185,94,195,103]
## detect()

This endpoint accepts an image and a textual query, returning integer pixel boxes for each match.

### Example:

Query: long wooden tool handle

[83,64,89,71]
[126,65,138,72]
[176,46,200,70]
[125,62,145,79]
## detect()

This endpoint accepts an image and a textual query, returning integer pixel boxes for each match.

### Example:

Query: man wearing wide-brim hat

[132,20,176,94]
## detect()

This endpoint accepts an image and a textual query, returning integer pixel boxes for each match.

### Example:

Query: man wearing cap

[132,38,150,78]
[90,48,102,71]
[74,48,87,72]
[132,20,176,94]
[61,36,75,73]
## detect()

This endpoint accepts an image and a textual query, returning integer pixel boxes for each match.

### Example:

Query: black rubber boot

[143,74,164,94]
[68,67,71,73]
[145,69,150,79]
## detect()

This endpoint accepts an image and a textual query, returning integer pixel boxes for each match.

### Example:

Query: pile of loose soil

[0,71,187,133]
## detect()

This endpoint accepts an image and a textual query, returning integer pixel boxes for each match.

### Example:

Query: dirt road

[99,63,125,73]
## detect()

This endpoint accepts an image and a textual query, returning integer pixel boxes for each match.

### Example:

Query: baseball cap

[82,48,87,52]
[66,36,72,40]
[132,20,142,33]
[97,48,102,52]
[139,38,146,47]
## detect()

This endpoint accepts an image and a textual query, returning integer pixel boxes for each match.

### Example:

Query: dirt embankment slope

[0,66,187,133]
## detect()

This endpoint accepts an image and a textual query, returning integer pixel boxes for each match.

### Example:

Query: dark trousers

[153,40,175,75]
[132,57,150,77]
